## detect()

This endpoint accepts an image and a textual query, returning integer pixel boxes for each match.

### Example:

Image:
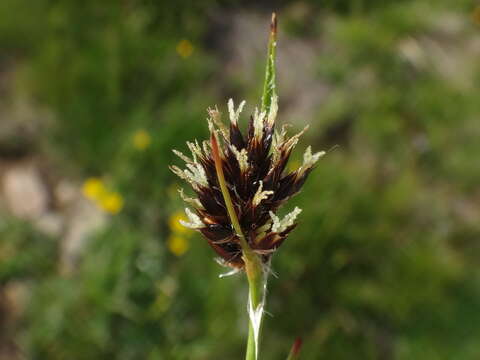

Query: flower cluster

[132,129,151,150]
[176,39,194,59]
[170,96,324,269]
[82,177,124,214]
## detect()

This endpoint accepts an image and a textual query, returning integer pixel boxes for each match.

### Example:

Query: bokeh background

[1,0,480,359]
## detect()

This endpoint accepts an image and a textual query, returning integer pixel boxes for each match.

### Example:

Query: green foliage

[1,0,480,359]
[0,218,57,282]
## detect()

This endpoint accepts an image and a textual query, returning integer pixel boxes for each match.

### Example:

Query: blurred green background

[1,0,480,359]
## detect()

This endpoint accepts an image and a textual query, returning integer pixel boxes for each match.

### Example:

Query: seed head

[170,96,324,268]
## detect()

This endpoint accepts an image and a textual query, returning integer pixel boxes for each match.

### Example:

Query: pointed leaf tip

[261,13,278,114]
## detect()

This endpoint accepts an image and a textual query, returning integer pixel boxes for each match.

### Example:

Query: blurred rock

[60,196,106,275]
[2,164,49,220]
[33,212,64,237]
[55,180,77,207]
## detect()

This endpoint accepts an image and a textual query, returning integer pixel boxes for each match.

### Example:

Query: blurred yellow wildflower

[176,39,194,58]
[168,235,189,256]
[132,129,151,150]
[98,192,124,214]
[82,177,106,200]
[168,210,191,234]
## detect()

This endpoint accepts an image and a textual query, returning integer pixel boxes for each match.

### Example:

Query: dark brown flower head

[170,96,324,269]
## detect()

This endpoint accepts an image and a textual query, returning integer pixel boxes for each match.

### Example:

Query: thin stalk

[211,134,264,360]
[211,12,278,360]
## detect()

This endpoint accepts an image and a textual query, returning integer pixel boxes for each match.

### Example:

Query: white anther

[269,207,302,233]
[179,207,204,229]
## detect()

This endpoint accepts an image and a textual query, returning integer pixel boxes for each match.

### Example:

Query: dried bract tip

[271,13,277,36]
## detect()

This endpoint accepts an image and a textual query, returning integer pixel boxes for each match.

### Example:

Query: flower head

[170,96,324,269]
[176,39,194,58]
[132,129,151,150]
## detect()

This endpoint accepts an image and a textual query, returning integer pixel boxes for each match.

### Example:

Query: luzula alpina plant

[170,13,324,360]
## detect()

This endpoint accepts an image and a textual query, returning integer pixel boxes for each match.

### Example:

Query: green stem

[211,134,265,360]
[211,12,278,360]
[245,260,266,360]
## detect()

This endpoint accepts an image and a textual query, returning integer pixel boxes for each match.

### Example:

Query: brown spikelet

[170,97,325,269]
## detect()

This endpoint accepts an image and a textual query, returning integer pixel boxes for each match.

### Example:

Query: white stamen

[230,145,249,172]
[208,106,228,139]
[253,181,274,206]
[170,162,208,189]
[253,108,266,139]
[300,146,325,173]
[283,125,309,152]
[202,140,210,156]
[178,188,204,209]
[208,106,221,124]
[179,207,204,229]
[207,116,215,134]
[269,207,302,233]
[185,163,208,187]
[172,149,192,163]
[228,98,246,125]
[270,125,288,166]
[186,140,202,162]
[267,94,278,127]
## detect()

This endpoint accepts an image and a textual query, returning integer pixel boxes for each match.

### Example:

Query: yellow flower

[99,191,124,214]
[82,177,106,200]
[176,39,194,59]
[167,235,189,256]
[168,211,190,234]
[132,129,151,150]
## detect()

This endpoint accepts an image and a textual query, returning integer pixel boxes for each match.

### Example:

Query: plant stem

[245,263,267,360]
[211,13,278,360]
[245,14,278,357]
[210,134,265,360]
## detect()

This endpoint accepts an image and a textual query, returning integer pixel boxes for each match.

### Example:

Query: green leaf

[261,13,277,114]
